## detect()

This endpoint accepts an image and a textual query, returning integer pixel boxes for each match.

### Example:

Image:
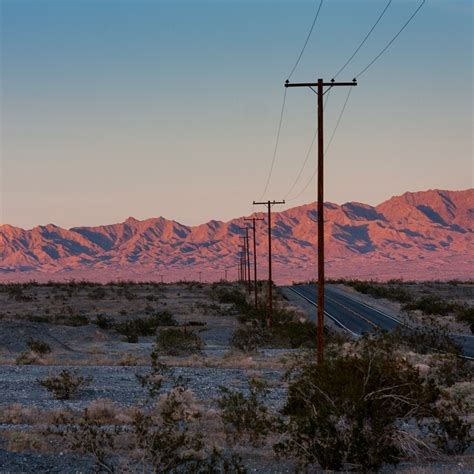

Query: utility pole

[224,268,228,281]
[285,77,357,363]
[238,226,252,295]
[198,271,202,283]
[240,246,245,284]
[159,275,164,284]
[252,200,285,326]
[245,217,264,308]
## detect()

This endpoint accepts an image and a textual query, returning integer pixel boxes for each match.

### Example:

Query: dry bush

[7,432,49,453]
[86,398,121,424]
[0,404,39,424]
[275,335,472,471]
[118,353,139,366]
[15,351,43,365]
[38,369,92,400]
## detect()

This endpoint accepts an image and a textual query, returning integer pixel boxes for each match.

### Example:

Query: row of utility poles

[235,200,285,328]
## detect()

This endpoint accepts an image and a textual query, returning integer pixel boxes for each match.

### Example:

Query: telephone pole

[238,226,252,294]
[252,200,285,326]
[245,217,264,308]
[224,268,228,281]
[240,246,245,284]
[285,78,357,363]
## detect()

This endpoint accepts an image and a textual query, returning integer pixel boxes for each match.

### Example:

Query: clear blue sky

[1,0,472,228]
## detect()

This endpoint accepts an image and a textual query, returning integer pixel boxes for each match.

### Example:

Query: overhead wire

[283,1,390,200]
[286,87,353,202]
[287,0,324,81]
[333,0,392,79]
[285,0,426,202]
[258,0,325,200]
[283,89,332,200]
[355,0,426,79]
[259,87,287,200]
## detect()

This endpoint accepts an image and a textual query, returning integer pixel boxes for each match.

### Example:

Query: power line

[333,0,392,79]
[259,87,287,199]
[355,0,426,79]
[259,0,324,200]
[286,86,353,202]
[287,0,324,81]
[283,89,332,200]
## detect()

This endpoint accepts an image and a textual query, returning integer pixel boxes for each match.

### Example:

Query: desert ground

[0,280,472,472]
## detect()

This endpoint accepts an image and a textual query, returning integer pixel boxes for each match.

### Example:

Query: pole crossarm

[285,79,357,88]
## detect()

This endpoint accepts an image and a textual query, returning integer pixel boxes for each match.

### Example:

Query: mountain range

[0,189,472,283]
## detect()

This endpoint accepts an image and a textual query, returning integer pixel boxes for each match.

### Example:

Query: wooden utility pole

[252,200,285,326]
[239,226,252,295]
[245,217,264,308]
[285,78,357,363]
[240,246,245,284]
[224,268,228,281]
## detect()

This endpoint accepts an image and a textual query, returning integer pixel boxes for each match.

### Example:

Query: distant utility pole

[240,246,245,284]
[252,200,285,326]
[285,78,357,364]
[238,226,252,295]
[224,268,228,281]
[244,216,264,308]
[160,275,164,284]
[198,271,202,283]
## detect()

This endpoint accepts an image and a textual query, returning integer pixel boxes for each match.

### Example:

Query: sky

[0,0,472,229]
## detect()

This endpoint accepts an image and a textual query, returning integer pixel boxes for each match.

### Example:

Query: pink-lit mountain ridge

[0,189,472,283]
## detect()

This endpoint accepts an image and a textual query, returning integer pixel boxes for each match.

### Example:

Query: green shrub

[156,328,204,356]
[276,336,439,471]
[115,311,178,342]
[38,370,91,400]
[217,378,275,446]
[402,295,457,316]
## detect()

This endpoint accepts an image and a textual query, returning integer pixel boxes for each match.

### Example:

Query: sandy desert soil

[0,281,472,473]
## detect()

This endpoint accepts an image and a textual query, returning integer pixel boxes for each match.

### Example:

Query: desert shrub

[38,370,91,400]
[136,345,170,398]
[156,328,204,356]
[50,409,120,472]
[15,351,40,365]
[115,311,178,342]
[26,338,51,355]
[24,314,49,323]
[456,306,474,330]
[402,295,457,316]
[88,286,107,300]
[430,354,472,387]
[49,371,245,472]
[428,399,472,455]
[95,314,112,329]
[217,378,276,446]
[276,335,440,471]
[400,327,462,356]
[231,309,333,351]
[345,280,412,303]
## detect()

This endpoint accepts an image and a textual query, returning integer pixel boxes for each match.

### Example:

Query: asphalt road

[289,283,474,359]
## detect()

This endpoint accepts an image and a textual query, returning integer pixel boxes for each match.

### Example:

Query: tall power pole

[245,217,264,308]
[285,78,357,363]
[239,226,252,294]
[252,200,285,326]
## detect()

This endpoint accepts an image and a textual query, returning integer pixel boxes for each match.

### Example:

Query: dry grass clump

[6,431,50,453]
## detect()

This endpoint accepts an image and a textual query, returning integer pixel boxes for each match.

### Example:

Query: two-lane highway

[288,283,474,359]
